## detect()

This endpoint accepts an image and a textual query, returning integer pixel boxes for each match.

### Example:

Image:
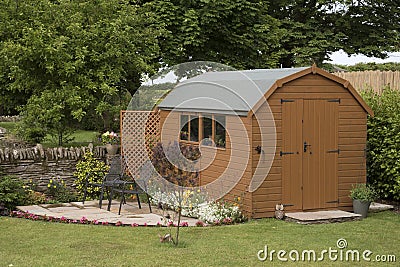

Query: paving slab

[369,202,394,212]
[16,201,200,226]
[285,210,362,224]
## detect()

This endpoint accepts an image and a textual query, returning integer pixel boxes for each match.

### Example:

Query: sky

[327,50,400,65]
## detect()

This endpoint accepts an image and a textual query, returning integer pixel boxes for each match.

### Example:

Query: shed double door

[281,99,338,211]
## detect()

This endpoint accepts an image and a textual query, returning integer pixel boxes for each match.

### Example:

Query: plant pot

[105,144,119,155]
[352,199,371,218]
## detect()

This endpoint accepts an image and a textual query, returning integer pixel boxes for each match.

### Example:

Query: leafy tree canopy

[1,0,399,145]
[148,0,284,69]
[146,0,399,68]
[266,0,400,66]
[0,0,162,144]
[337,62,400,72]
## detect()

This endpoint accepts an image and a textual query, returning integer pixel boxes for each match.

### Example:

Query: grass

[0,121,100,147]
[0,121,18,132]
[0,211,398,266]
[41,130,101,147]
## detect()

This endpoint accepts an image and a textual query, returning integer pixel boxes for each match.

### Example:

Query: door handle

[304,141,311,152]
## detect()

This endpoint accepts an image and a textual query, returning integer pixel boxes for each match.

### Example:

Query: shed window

[180,114,226,148]
[214,115,226,148]
[180,114,199,142]
[202,116,213,145]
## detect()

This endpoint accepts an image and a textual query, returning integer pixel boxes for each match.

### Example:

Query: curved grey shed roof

[158,67,308,116]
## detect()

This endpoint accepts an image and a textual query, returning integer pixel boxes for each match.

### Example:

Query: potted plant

[101,131,119,155]
[350,184,377,218]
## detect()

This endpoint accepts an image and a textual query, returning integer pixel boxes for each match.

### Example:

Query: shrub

[46,177,78,203]
[16,120,46,144]
[22,179,47,205]
[74,152,109,200]
[0,175,28,212]
[361,87,400,200]
[25,191,47,205]
[350,184,377,202]
[151,142,200,187]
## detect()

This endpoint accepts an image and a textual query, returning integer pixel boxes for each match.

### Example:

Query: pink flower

[156,222,162,227]
[92,220,99,225]
[115,221,123,226]
[102,221,109,225]
[195,221,205,227]
[131,223,139,227]
[179,222,189,227]
[80,216,88,224]
[223,218,232,225]
[143,223,147,227]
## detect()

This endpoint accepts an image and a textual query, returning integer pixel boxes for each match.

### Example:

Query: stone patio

[284,203,394,224]
[16,200,200,226]
[285,210,362,224]
[16,201,395,226]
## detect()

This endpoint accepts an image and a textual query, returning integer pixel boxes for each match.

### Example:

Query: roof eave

[248,65,374,117]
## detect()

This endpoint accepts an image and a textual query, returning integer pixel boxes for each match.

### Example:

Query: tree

[144,0,399,68]
[17,89,82,145]
[147,0,283,69]
[337,62,400,72]
[151,142,200,245]
[0,0,162,143]
[267,0,400,67]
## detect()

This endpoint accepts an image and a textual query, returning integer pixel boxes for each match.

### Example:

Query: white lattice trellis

[121,110,160,177]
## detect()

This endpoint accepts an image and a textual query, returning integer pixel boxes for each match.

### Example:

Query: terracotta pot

[105,144,119,155]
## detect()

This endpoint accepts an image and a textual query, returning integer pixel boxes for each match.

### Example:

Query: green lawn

[0,211,398,266]
[0,121,100,147]
[0,121,18,132]
[41,130,101,147]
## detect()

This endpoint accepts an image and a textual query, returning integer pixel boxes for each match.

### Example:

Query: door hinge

[281,99,295,104]
[327,149,340,154]
[280,151,295,156]
[327,99,340,103]
[326,199,339,204]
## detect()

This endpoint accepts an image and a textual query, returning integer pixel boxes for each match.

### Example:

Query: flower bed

[149,188,246,225]
[9,210,195,227]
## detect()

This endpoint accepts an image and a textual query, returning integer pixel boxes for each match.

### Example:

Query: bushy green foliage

[337,62,400,72]
[73,152,109,200]
[22,179,47,205]
[350,184,377,202]
[46,178,77,203]
[24,191,47,205]
[0,0,161,139]
[361,87,400,200]
[0,175,27,211]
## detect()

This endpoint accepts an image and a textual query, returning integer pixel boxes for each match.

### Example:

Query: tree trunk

[175,207,181,246]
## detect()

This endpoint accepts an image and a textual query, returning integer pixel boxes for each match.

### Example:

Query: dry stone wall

[0,115,20,122]
[0,143,108,191]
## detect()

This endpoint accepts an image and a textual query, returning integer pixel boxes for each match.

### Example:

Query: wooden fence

[333,70,400,93]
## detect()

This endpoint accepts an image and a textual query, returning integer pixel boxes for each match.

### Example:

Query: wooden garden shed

[157,65,373,218]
